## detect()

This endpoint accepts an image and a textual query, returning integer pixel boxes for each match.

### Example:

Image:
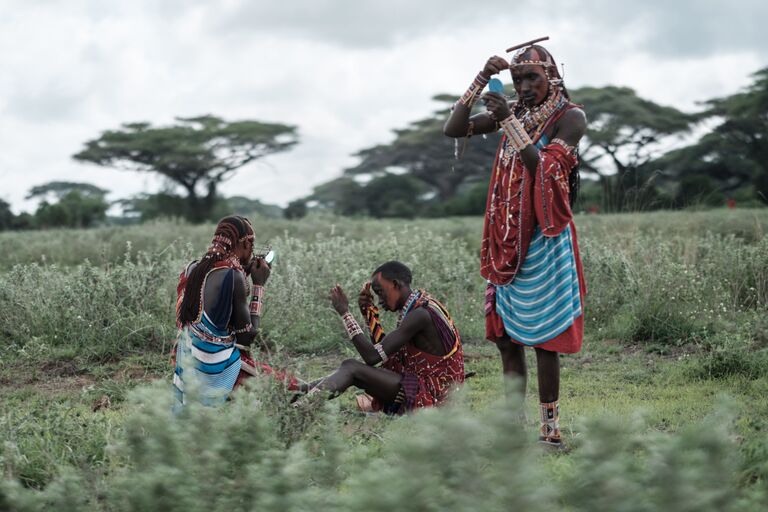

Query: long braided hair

[511,44,581,207]
[177,216,254,325]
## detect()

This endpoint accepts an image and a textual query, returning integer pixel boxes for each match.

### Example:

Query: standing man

[444,43,587,447]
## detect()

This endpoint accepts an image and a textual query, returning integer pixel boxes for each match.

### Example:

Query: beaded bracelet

[233,323,252,334]
[374,343,388,363]
[341,312,364,339]
[499,114,532,152]
[250,285,264,316]
[458,72,489,109]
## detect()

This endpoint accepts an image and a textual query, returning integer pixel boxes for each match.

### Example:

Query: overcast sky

[2,0,766,213]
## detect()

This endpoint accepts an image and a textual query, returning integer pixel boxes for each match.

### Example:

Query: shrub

[2,387,766,511]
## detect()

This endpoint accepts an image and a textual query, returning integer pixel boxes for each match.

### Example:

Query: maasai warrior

[173,215,298,408]
[300,261,464,415]
[444,42,587,447]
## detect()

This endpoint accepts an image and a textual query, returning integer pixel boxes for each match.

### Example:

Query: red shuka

[371,294,465,414]
[481,107,586,353]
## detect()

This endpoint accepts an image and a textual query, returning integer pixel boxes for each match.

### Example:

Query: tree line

[2,68,765,230]
[298,67,767,218]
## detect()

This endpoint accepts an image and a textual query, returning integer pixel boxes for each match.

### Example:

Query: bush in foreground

[1,383,765,511]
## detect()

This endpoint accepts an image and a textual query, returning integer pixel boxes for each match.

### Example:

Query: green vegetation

[304,67,768,217]
[1,210,767,509]
[73,115,298,223]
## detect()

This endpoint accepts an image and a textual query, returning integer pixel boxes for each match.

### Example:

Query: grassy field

[1,209,767,510]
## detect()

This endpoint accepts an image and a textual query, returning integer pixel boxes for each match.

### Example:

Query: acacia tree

[26,181,108,202]
[26,181,110,229]
[571,86,694,211]
[74,115,298,223]
[344,95,500,202]
[655,67,768,205]
[0,199,14,231]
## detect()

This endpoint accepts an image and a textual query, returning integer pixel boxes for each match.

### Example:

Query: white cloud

[1,0,766,213]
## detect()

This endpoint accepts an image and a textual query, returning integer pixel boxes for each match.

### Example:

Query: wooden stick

[506,36,549,53]
[240,360,260,377]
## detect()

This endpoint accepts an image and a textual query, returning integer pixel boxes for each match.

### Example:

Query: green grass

[1,209,767,510]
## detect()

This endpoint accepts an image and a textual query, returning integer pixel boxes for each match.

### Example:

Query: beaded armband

[250,285,264,316]
[458,72,489,109]
[233,323,252,334]
[551,137,576,154]
[341,312,364,339]
[499,114,532,152]
[374,343,388,363]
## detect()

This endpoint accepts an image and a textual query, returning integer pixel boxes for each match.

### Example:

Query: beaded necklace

[397,290,421,328]
[499,86,568,170]
[517,86,567,134]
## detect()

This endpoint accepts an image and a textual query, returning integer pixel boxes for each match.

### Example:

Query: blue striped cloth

[494,223,582,345]
[173,312,242,410]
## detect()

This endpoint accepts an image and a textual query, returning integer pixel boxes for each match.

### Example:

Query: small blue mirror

[488,78,504,94]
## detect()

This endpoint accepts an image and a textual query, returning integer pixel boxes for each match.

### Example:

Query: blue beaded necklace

[397,290,421,328]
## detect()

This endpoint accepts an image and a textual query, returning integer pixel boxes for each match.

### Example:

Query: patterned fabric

[494,225,582,345]
[372,291,464,414]
[364,305,385,344]
[173,313,242,409]
[480,117,579,287]
[479,93,586,354]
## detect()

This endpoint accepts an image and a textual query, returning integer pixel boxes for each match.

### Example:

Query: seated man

[173,215,298,408]
[307,261,464,414]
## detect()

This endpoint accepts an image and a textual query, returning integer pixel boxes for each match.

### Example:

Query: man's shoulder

[401,306,431,329]
[561,106,587,126]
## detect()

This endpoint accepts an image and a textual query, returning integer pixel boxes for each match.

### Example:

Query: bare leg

[315,359,402,404]
[495,336,527,396]
[534,348,560,403]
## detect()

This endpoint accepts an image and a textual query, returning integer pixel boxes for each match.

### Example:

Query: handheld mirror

[488,78,504,94]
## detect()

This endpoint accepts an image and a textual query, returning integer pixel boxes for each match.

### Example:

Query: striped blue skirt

[495,225,582,345]
[173,313,242,410]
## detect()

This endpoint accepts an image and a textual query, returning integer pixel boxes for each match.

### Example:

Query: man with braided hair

[444,42,587,447]
[173,215,298,408]
[297,261,464,414]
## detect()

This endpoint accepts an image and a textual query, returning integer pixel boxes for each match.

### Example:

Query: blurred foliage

[571,85,693,211]
[656,67,768,206]
[34,191,109,229]
[73,115,298,223]
[25,182,108,201]
[307,71,767,216]
[118,193,282,223]
[283,199,308,219]
[1,384,765,511]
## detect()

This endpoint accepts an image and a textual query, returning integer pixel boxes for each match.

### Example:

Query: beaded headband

[507,40,563,86]
[239,218,255,242]
[510,46,555,69]
[212,234,233,247]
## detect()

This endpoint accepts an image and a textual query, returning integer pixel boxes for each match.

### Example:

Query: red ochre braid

[178,216,253,326]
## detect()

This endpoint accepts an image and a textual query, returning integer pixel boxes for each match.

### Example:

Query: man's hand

[247,257,271,286]
[481,55,510,79]
[358,282,375,314]
[481,92,512,121]
[329,284,350,316]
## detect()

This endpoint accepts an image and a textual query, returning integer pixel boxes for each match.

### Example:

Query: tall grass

[0,210,766,364]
